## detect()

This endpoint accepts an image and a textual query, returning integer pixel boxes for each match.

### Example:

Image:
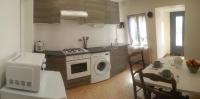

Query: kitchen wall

[21,0,34,52]
[184,0,200,59]
[120,0,185,61]
[0,0,21,86]
[34,20,127,50]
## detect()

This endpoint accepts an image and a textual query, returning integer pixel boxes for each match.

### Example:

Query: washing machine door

[94,59,111,76]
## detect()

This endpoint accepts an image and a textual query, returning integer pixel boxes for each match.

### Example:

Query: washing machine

[91,52,111,83]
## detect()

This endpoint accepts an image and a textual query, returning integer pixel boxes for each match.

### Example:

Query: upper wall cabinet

[84,0,107,23]
[34,0,120,24]
[34,0,60,23]
[105,1,120,24]
[57,0,85,11]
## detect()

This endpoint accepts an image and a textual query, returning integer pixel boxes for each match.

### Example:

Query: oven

[66,54,91,80]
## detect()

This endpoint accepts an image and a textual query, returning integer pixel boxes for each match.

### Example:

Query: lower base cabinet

[66,76,91,88]
[110,45,128,77]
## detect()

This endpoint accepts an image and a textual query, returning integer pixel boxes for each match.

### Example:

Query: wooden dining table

[135,57,200,94]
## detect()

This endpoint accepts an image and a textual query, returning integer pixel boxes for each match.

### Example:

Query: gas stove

[64,48,91,80]
[63,48,88,55]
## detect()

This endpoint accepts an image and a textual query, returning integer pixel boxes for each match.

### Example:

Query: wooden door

[170,11,185,56]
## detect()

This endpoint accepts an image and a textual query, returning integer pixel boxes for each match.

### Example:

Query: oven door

[66,59,90,80]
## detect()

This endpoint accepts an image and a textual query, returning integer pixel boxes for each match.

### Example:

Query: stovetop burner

[63,48,88,55]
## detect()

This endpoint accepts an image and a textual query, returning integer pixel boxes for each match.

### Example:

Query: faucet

[78,36,89,49]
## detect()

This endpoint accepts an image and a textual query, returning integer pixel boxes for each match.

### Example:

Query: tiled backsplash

[34,20,127,50]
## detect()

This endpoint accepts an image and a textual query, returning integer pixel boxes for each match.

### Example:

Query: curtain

[128,14,148,47]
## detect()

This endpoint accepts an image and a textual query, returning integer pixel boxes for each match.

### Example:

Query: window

[128,14,148,47]
[175,16,183,46]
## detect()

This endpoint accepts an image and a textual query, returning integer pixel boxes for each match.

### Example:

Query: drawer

[46,58,66,68]
[47,58,65,63]
[46,62,65,68]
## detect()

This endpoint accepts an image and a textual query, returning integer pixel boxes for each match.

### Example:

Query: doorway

[155,5,185,58]
[170,11,185,56]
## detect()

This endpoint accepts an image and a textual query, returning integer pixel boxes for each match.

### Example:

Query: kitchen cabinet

[45,51,67,88]
[34,0,60,23]
[105,1,120,24]
[84,0,120,24]
[34,0,120,24]
[110,45,128,77]
[58,0,85,11]
[67,76,91,88]
[84,0,107,23]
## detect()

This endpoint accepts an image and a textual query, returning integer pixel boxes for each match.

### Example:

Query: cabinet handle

[105,53,109,55]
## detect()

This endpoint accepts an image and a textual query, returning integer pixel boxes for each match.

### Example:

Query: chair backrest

[128,50,146,99]
[129,50,145,75]
[138,71,178,99]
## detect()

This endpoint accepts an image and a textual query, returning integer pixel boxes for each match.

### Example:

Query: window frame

[127,13,148,47]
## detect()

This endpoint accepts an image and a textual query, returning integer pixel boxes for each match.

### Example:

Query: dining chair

[138,71,189,99]
[128,50,146,99]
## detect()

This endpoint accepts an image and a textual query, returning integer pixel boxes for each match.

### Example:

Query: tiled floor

[67,68,200,99]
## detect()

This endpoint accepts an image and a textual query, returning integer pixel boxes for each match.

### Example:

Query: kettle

[35,41,45,52]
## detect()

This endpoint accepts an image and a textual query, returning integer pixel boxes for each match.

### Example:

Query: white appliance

[35,40,45,52]
[1,71,66,99]
[6,52,46,92]
[63,48,88,55]
[91,52,111,83]
[64,48,91,80]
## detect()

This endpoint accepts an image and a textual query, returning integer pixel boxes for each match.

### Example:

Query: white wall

[34,20,127,50]
[0,0,21,86]
[119,1,129,44]
[21,0,34,52]
[120,0,185,61]
[184,0,200,59]
[155,9,170,58]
